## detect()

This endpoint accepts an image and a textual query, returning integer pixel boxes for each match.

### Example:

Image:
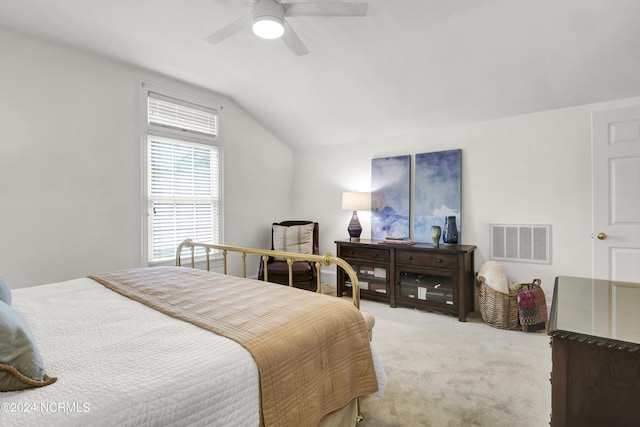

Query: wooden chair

[258,221,319,291]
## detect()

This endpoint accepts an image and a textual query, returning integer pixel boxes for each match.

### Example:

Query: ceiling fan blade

[282,20,309,56]
[205,13,253,44]
[283,2,368,17]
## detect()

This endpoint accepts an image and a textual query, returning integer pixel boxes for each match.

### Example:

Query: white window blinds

[148,92,218,138]
[148,138,220,262]
[144,85,222,264]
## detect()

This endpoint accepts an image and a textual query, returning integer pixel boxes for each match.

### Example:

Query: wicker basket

[475,275,541,330]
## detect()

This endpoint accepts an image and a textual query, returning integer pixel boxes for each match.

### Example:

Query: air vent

[490,224,551,264]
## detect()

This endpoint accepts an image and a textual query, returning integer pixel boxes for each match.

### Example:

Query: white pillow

[477,261,509,294]
[272,223,314,260]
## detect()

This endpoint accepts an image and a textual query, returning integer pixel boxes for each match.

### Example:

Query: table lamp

[341,191,369,241]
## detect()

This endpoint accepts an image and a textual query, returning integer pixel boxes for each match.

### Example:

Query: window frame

[141,82,224,266]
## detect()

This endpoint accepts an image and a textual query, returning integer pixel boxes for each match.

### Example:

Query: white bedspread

[0,278,261,427]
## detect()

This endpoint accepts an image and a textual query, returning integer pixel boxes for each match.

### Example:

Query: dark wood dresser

[548,276,640,426]
[335,239,476,321]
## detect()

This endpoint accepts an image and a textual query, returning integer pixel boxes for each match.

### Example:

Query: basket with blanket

[475,261,547,331]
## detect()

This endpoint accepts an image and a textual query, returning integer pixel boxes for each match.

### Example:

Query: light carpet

[324,285,552,427]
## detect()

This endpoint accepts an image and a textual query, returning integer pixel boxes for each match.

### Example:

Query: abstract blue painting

[371,155,411,239]
[414,149,461,244]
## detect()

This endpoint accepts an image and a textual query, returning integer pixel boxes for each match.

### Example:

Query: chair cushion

[267,261,314,288]
[268,261,312,277]
[272,223,314,260]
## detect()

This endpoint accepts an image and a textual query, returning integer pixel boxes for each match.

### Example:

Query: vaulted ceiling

[2,0,640,149]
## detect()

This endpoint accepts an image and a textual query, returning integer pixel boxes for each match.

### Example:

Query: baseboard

[320,270,337,286]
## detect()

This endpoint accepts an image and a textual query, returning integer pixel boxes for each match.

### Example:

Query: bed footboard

[176,239,361,309]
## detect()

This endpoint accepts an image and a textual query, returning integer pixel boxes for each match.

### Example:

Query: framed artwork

[414,149,462,243]
[371,155,411,239]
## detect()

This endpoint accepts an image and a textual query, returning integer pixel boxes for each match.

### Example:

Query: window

[142,84,222,264]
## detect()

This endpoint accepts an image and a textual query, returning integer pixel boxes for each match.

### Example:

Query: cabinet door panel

[396,266,457,310]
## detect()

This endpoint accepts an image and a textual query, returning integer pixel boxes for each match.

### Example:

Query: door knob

[597,232,607,240]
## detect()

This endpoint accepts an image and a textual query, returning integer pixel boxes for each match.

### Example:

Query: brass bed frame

[176,238,362,309]
[175,239,368,424]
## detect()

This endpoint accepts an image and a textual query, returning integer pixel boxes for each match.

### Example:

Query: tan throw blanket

[90,266,378,427]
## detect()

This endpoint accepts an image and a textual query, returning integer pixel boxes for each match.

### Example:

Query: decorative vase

[431,225,441,246]
[443,216,458,246]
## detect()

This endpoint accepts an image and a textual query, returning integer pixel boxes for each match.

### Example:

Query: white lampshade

[252,0,285,39]
[341,191,369,211]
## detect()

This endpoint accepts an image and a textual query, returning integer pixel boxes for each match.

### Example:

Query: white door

[592,106,640,282]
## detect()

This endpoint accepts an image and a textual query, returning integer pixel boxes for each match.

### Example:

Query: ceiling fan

[205,0,369,56]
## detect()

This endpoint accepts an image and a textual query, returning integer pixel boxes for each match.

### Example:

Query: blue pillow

[0,276,11,305]
[0,301,57,391]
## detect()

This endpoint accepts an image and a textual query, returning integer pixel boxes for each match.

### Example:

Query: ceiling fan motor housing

[207,0,368,54]
[253,0,285,39]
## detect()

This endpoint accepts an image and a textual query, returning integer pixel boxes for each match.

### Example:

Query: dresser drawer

[339,246,390,262]
[396,250,457,269]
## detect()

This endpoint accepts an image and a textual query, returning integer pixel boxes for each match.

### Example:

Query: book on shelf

[426,289,453,304]
[345,280,371,291]
[359,265,375,276]
[369,283,386,293]
[379,237,415,245]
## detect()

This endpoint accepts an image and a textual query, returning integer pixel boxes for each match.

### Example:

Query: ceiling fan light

[252,17,284,39]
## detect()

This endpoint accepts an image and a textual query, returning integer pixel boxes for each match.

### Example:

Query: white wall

[0,26,293,288]
[292,97,640,298]
[3,24,639,298]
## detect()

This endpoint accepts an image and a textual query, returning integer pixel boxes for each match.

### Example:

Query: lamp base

[347,211,362,241]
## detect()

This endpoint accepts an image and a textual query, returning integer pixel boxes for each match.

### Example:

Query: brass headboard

[176,239,361,309]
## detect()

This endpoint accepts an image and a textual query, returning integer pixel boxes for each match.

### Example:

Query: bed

[0,240,385,426]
